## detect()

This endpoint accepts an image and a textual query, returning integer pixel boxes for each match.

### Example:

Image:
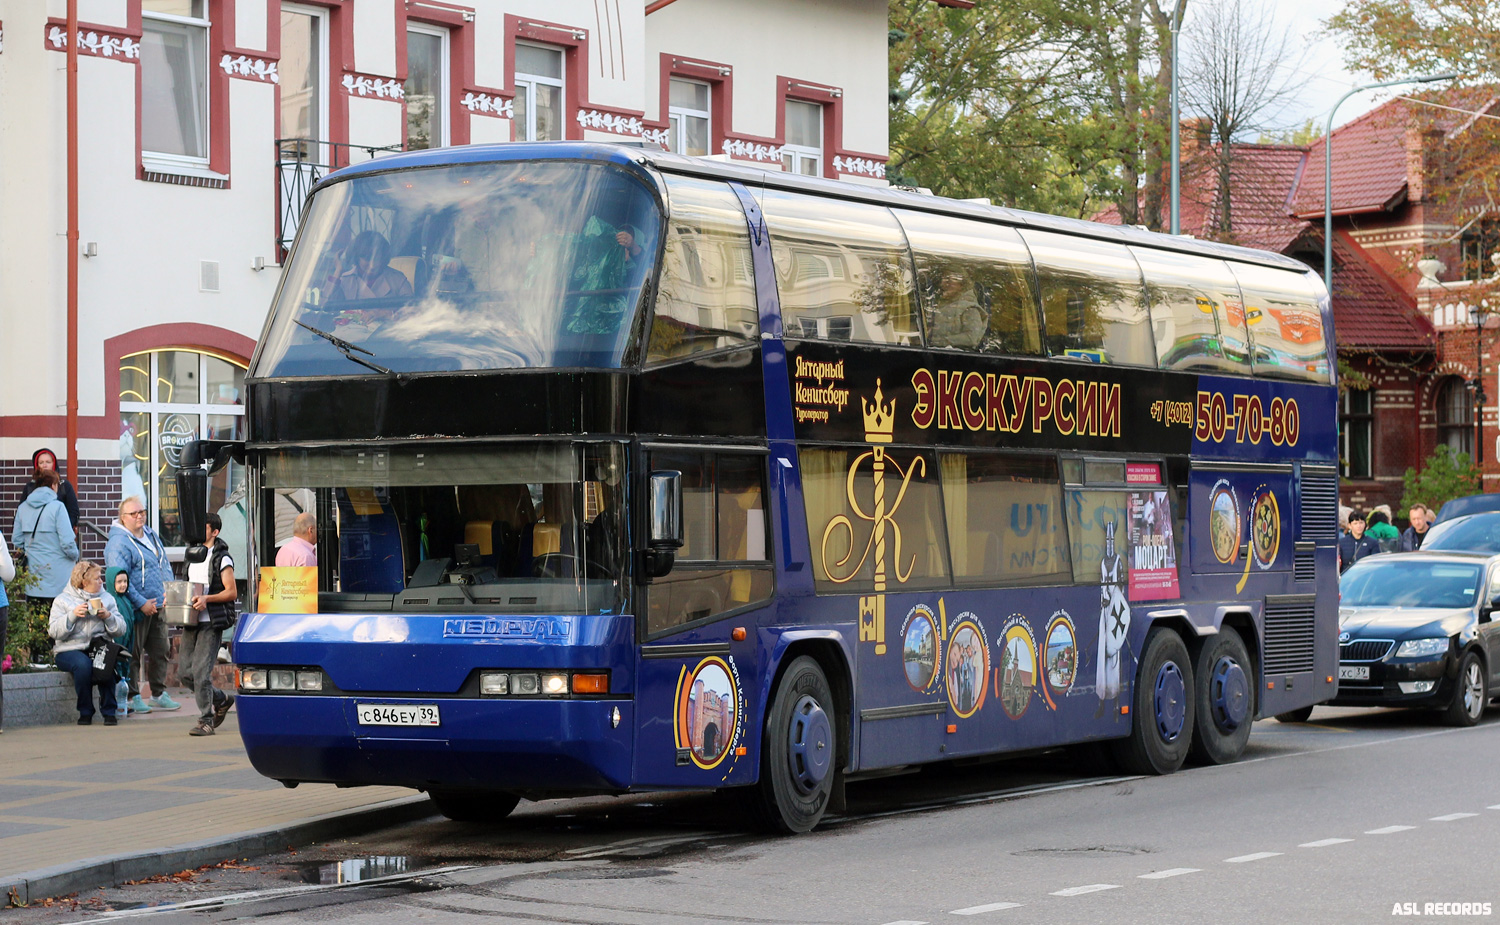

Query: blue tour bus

[185,142,1339,833]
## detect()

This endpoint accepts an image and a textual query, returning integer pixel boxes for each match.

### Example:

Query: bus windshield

[255,161,660,377]
[258,442,626,615]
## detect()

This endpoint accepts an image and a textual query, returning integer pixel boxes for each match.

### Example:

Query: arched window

[119,349,247,551]
[1436,376,1474,459]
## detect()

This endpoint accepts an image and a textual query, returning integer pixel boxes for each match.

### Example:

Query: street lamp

[1323,72,1458,300]
[1471,304,1491,467]
[1169,4,1184,235]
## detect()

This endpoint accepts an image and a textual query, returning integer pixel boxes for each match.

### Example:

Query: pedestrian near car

[0,533,14,733]
[275,513,318,567]
[12,469,80,617]
[1401,504,1432,551]
[180,514,237,736]
[1339,511,1382,574]
[49,561,126,725]
[105,496,181,714]
[1366,508,1400,552]
[18,448,80,532]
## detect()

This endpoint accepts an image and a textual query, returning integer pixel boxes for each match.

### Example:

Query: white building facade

[0,0,895,560]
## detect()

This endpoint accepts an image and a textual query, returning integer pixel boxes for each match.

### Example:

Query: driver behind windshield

[328,230,414,303]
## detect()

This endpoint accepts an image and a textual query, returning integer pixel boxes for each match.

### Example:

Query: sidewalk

[0,690,432,905]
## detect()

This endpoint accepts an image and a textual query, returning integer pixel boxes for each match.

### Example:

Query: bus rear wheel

[428,789,520,823]
[1188,627,1254,765]
[753,656,837,834]
[1109,628,1195,776]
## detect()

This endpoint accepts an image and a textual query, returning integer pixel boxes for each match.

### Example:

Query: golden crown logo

[862,379,896,444]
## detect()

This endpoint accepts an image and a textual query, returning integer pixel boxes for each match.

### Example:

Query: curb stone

[0,794,436,907]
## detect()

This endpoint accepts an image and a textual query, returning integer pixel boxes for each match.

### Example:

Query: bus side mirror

[175,459,210,548]
[640,470,683,581]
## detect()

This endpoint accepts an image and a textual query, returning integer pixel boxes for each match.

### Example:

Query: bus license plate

[357,704,441,726]
[1338,665,1369,681]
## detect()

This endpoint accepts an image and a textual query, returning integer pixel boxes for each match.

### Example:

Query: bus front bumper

[236,694,634,793]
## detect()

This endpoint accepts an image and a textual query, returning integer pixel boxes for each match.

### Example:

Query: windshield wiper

[295,320,394,375]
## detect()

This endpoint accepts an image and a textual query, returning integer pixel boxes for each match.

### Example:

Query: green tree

[1401,445,1482,516]
[3,565,51,669]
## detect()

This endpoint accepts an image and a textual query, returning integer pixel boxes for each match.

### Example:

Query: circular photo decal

[945,618,989,718]
[1208,480,1241,564]
[902,605,940,692]
[1044,612,1077,696]
[1000,621,1037,719]
[675,657,739,770]
[1251,488,1281,570]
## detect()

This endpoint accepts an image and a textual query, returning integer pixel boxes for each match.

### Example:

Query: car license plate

[1338,665,1370,681]
[357,703,440,726]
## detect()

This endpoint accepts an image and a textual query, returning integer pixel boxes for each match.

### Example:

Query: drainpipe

[66,0,79,484]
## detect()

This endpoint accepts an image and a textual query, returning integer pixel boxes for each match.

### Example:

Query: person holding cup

[49,561,126,726]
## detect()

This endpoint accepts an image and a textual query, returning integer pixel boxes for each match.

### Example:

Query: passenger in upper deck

[327,231,415,303]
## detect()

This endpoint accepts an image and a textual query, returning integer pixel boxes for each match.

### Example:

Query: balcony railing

[275,138,403,257]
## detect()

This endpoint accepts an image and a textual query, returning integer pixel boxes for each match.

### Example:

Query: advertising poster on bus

[1126,490,1180,601]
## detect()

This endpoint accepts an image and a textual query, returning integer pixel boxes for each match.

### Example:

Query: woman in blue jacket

[12,470,80,615]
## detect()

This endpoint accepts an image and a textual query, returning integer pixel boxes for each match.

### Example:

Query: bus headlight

[241,669,268,691]
[480,672,510,695]
[542,673,568,695]
[296,670,324,691]
[511,673,541,695]
[269,669,298,691]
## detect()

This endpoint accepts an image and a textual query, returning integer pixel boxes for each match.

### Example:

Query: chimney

[1405,123,1445,204]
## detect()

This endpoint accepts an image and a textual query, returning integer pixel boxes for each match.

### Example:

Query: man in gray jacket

[104,496,181,714]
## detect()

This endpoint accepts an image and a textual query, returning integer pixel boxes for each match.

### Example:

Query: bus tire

[1108,628,1194,776]
[1274,706,1314,723]
[754,656,837,834]
[428,789,520,823]
[1188,627,1254,765]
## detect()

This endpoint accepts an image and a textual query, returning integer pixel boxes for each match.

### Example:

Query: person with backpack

[12,469,80,617]
[180,513,237,736]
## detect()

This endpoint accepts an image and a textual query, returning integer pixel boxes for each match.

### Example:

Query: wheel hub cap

[1210,655,1249,732]
[1154,662,1187,743]
[787,695,832,794]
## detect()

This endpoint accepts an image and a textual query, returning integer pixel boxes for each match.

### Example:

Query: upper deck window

[255,161,661,376]
[762,191,919,346]
[1131,246,1251,375]
[1020,229,1156,368]
[1227,262,1330,383]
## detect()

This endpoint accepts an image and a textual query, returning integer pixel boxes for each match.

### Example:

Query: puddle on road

[300,856,412,884]
[547,868,673,881]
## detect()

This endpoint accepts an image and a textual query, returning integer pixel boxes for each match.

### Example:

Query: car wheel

[429,789,521,823]
[1108,628,1195,775]
[1273,706,1315,723]
[1442,650,1487,727]
[1188,627,1254,765]
[753,656,837,834]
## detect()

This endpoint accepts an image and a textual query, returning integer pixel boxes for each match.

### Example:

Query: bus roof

[323,141,1316,277]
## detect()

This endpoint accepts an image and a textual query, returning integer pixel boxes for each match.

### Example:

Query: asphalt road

[27,706,1500,924]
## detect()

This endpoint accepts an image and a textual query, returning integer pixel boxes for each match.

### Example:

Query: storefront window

[119,349,248,555]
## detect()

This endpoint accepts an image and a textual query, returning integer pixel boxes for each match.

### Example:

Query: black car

[1435,493,1500,524]
[1330,551,1499,725]
[1421,512,1500,553]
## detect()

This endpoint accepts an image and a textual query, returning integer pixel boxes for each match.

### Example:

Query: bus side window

[1021,229,1156,368]
[1065,488,1131,584]
[644,452,773,637]
[895,210,1043,357]
[646,177,759,364]
[761,190,921,347]
[938,452,1070,587]
[1130,246,1251,375]
[800,445,950,594]
[1227,262,1330,383]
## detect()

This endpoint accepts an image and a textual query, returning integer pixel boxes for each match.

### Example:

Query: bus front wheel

[1188,627,1253,765]
[429,789,520,823]
[1109,628,1195,776]
[754,656,837,834]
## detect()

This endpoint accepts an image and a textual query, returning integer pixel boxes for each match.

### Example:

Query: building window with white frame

[140,0,210,164]
[669,79,710,156]
[782,100,822,176]
[405,25,450,150]
[514,44,565,141]
[280,3,328,155]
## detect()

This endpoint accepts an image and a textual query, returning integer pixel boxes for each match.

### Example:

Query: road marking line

[1138,868,1200,879]
[1051,884,1120,897]
[1365,825,1416,834]
[1224,852,1282,863]
[1431,812,1478,821]
[1299,838,1353,848]
[1489,804,1500,810]
[950,902,1023,915]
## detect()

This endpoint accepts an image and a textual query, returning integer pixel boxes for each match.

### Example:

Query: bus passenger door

[633,448,773,789]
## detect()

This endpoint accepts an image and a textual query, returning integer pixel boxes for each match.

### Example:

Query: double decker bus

[192,141,1339,833]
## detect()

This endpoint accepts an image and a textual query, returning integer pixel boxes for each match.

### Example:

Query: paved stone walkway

[0,688,414,887]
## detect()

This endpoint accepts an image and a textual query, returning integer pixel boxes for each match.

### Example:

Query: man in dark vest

[182,513,237,736]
